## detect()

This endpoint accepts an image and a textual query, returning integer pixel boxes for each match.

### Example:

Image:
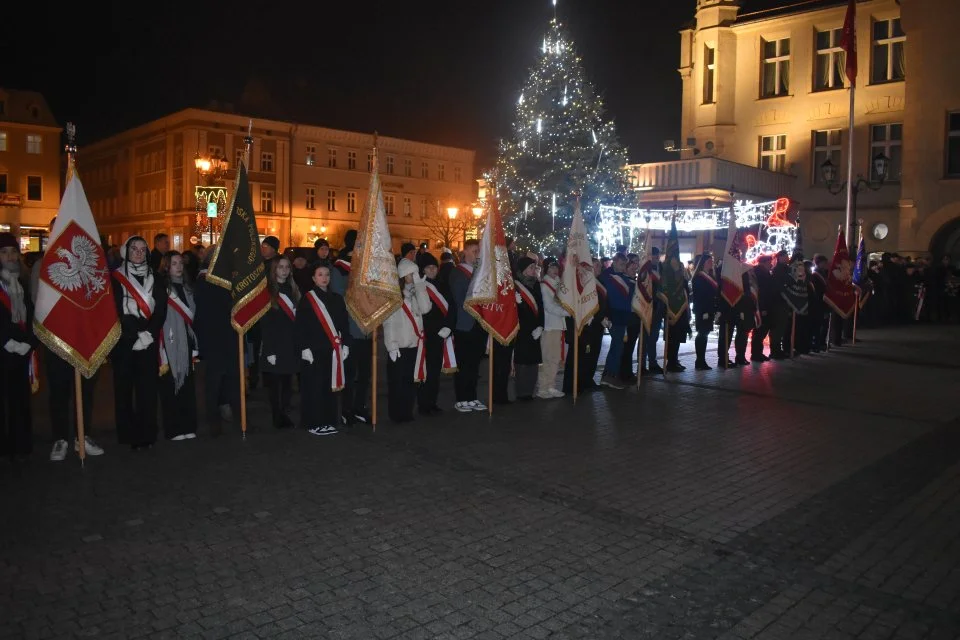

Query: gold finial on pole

[64,122,78,183]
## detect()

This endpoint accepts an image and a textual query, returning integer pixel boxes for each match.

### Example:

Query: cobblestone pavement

[2,324,959,639]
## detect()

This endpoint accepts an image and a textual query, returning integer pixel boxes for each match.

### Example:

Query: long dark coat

[514,280,545,365]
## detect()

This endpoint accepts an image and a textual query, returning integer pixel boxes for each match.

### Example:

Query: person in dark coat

[809,254,830,350]
[260,256,301,429]
[111,236,167,450]
[768,250,791,359]
[417,252,456,415]
[296,263,350,436]
[564,259,606,394]
[331,229,373,425]
[437,249,455,289]
[0,233,39,458]
[157,251,199,440]
[513,257,545,401]
[194,249,240,436]
[751,255,775,362]
[691,253,718,370]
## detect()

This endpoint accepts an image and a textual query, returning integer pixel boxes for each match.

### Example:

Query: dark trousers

[113,345,159,447]
[808,309,827,350]
[159,368,198,438]
[454,328,486,402]
[387,347,418,421]
[645,313,663,368]
[514,364,538,398]
[751,318,770,357]
[667,337,681,365]
[620,323,641,378]
[342,338,372,416]
[768,306,788,355]
[562,330,591,393]
[247,324,262,388]
[783,312,809,355]
[829,311,844,346]
[734,322,750,359]
[0,356,32,456]
[263,372,293,427]
[695,331,709,363]
[204,361,240,430]
[300,353,338,428]
[46,350,96,442]
[492,342,513,403]
[417,336,443,410]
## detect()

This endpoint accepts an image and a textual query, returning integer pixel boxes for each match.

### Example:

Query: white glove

[3,339,18,354]
[532,327,543,340]
[301,348,314,364]
[14,342,30,356]
[342,345,350,360]
[702,313,710,320]
[601,318,613,330]
[266,355,277,365]
[192,350,199,359]
[586,317,593,326]
[138,331,154,346]
[438,327,451,339]
[389,350,400,362]
[515,293,522,303]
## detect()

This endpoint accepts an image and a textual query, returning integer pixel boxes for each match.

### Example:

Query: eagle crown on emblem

[47,234,109,299]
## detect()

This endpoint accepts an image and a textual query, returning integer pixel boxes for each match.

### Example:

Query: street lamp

[194,151,230,246]
[820,151,890,249]
[472,206,483,219]
[447,207,459,220]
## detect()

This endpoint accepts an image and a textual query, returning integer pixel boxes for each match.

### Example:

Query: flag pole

[488,335,494,416]
[844,87,856,255]
[237,121,255,440]
[64,126,87,465]
[791,311,796,358]
[636,329,643,389]
[662,322,669,376]
[573,328,579,402]
[725,324,731,368]
[853,293,859,345]
[372,327,378,432]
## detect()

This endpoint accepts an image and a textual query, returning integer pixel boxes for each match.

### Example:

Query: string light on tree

[494,0,631,254]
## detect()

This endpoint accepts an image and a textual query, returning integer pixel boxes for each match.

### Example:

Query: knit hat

[262,236,280,252]
[0,232,18,251]
[516,256,536,275]
[417,252,439,270]
[398,258,419,280]
[400,242,416,257]
[314,238,330,249]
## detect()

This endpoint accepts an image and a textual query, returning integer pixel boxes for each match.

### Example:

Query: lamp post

[820,152,890,251]
[194,151,229,246]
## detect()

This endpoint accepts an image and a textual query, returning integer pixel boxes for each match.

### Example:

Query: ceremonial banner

[559,199,599,334]
[464,197,519,345]
[824,229,858,318]
[782,258,810,315]
[206,162,270,333]
[345,147,401,332]
[853,232,871,308]
[632,225,654,333]
[720,208,748,307]
[33,160,119,378]
[657,217,689,325]
[840,0,858,84]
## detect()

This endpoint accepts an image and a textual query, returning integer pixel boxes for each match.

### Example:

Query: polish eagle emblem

[46,234,109,299]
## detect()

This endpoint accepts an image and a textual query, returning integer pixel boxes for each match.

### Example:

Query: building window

[328,148,337,168]
[327,189,337,211]
[0,132,6,152]
[348,151,357,170]
[947,112,960,177]
[306,187,316,210]
[438,163,446,181]
[306,145,316,166]
[261,152,274,172]
[384,194,395,216]
[26,134,42,154]
[173,183,182,207]
[761,37,790,98]
[815,28,845,91]
[420,198,427,218]
[813,130,842,185]
[421,162,429,179]
[27,176,42,201]
[454,166,462,183]
[386,155,395,174]
[403,158,412,177]
[403,196,412,217]
[0,174,7,193]
[173,146,183,168]
[759,134,787,172]
[208,145,223,159]
[347,191,357,213]
[871,124,902,182]
[261,189,274,213]
[872,18,906,84]
[367,154,373,172]
[703,44,716,104]
[235,148,245,168]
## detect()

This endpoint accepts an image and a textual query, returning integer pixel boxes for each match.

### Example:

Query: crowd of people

[1,221,957,463]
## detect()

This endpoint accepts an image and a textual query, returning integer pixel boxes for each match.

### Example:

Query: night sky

[5,1,771,169]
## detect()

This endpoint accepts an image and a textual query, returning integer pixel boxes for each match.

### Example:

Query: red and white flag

[720,208,749,307]
[33,161,119,378]
[632,224,654,333]
[558,198,599,334]
[840,0,858,85]
[464,197,519,345]
[824,228,858,319]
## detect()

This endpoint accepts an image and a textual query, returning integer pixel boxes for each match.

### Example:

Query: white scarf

[0,268,26,325]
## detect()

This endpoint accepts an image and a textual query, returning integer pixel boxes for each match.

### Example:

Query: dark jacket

[194,273,239,374]
[449,263,478,333]
[514,278,544,365]
[111,268,168,353]
[692,270,718,333]
[260,280,300,375]
[422,277,457,338]
[295,286,350,355]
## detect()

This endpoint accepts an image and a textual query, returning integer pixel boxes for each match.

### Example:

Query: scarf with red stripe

[425,281,457,373]
[400,300,427,382]
[0,280,39,393]
[515,281,538,315]
[306,290,345,391]
[277,292,296,322]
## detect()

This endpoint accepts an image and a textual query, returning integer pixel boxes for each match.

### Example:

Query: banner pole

[238,332,247,439]
[372,326,378,432]
[725,323,731,368]
[75,369,86,466]
[791,312,796,358]
[826,314,833,352]
[573,329,579,402]
[637,328,643,390]
[488,335,493,416]
[663,321,669,377]
[853,292,859,345]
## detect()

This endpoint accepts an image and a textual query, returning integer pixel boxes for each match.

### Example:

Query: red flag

[824,228,858,319]
[33,160,120,378]
[464,198,519,345]
[840,0,857,85]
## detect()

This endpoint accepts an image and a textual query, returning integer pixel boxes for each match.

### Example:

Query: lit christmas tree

[495,16,631,254]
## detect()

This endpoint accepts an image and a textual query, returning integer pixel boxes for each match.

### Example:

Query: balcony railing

[628,157,796,200]
[0,194,23,206]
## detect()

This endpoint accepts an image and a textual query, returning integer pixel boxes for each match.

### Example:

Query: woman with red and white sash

[260,256,300,429]
[691,252,719,371]
[537,257,568,399]
[383,258,431,423]
[415,252,456,416]
[110,236,167,450]
[295,263,350,436]
[513,257,545,401]
[157,251,198,440]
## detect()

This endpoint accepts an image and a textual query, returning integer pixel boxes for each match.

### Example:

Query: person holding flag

[717,208,750,368]
[463,195,519,409]
[598,252,633,389]
[823,228,859,347]
[853,226,872,310]
[512,256,545,401]
[416,251,457,415]
[558,198,600,398]
[259,256,301,430]
[450,239,487,413]
[536,257,568,398]
[632,229,656,376]
[382,258,431,423]
[657,218,690,373]
[691,252,718,370]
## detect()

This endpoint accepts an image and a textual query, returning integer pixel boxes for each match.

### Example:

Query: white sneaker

[535,392,553,400]
[308,425,338,437]
[469,400,488,411]
[50,440,68,462]
[171,434,188,441]
[185,433,197,439]
[75,436,104,456]
[454,402,473,413]
[599,376,625,390]
[549,388,566,398]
